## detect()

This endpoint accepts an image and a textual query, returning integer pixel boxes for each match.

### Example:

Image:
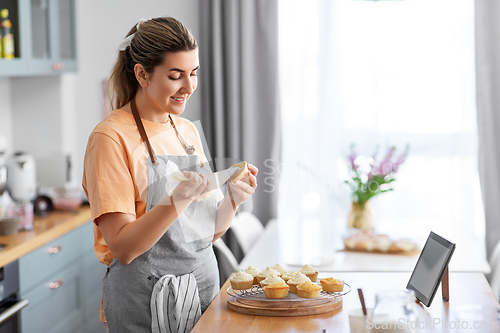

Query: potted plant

[345,144,409,230]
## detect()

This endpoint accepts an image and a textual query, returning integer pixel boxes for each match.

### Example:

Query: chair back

[213,238,239,285]
[229,212,264,255]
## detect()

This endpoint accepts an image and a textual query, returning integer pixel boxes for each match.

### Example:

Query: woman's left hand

[226,163,258,209]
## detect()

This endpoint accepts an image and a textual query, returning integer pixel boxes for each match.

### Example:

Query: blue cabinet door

[0,0,77,77]
[20,261,84,333]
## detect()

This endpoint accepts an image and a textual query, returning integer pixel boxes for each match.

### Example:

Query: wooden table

[239,220,491,274]
[191,272,500,333]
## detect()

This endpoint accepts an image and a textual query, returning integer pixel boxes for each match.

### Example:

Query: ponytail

[109,26,140,109]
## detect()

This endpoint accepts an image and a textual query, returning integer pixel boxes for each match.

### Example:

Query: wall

[3,0,201,185]
[0,78,12,155]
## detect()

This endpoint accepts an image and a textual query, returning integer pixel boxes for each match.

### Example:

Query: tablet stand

[441,267,449,301]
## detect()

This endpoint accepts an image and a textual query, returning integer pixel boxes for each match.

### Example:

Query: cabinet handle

[48,245,61,254]
[52,63,64,71]
[49,280,63,289]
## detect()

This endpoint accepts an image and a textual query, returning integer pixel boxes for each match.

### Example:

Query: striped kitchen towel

[151,273,202,333]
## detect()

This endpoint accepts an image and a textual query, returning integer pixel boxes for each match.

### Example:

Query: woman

[82,17,258,333]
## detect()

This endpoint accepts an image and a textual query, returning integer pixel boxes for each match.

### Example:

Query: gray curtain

[475,0,500,259]
[198,0,281,228]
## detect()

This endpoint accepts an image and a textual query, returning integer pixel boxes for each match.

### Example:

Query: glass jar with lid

[370,290,419,333]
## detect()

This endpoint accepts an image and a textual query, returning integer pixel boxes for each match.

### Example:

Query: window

[277,0,483,266]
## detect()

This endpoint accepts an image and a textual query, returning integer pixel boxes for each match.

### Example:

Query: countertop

[0,205,92,267]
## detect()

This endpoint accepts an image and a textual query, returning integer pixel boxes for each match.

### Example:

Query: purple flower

[391,151,408,173]
[348,152,357,170]
[380,146,396,166]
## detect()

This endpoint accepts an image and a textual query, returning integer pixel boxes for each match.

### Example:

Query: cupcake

[263,281,289,299]
[319,277,345,292]
[271,263,289,277]
[230,271,254,290]
[281,271,299,283]
[286,272,310,294]
[260,275,286,288]
[299,264,319,282]
[297,280,322,299]
[229,161,249,181]
[244,265,262,285]
[256,267,280,286]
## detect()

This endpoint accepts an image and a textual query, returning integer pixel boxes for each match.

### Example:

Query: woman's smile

[171,96,187,104]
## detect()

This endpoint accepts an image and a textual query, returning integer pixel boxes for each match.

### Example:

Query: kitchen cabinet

[19,222,106,333]
[0,0,77,77]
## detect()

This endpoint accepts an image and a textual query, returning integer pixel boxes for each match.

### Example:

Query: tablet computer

[406,231,455,307]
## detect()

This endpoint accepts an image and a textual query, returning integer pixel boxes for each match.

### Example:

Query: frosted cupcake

[271,263,289,277]
[263,281,289,299]
[260,275,286,288]
[244,265,262,285]
[256,267,280,286]
[230,271,254,290]
[297,280,322,298]
[299,264,319,282]
[286,272,310,294]
[319,277,345,292]
[281,271,299,283]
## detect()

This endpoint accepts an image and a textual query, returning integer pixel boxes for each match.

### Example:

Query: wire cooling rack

[227,282,351,305]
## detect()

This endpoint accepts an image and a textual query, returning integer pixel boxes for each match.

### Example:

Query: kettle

[7,152,37,202]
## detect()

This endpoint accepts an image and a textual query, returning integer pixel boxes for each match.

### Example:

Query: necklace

[168,115,196,155]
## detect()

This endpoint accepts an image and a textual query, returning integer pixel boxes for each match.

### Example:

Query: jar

[371,290,419,333]
[7,201,34,231]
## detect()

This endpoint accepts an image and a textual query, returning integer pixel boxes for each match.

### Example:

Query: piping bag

[165,161,241,199]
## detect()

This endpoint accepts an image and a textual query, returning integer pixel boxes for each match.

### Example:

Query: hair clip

[117,18,150,51]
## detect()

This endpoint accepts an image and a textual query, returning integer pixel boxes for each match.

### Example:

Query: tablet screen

[406,232,455,306]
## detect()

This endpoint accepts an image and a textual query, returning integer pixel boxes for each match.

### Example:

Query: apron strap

[130,96,159,165]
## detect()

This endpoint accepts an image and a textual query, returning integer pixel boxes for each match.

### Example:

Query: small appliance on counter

[6,152,36,203]
[34,153,83,212]
[5,152,36,231]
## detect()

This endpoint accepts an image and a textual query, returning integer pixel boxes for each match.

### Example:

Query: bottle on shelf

[0,9,14,59]
[0,14,3,59]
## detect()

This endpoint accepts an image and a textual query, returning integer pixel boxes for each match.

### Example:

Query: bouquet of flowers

[345,144,409,230]
[345,144,409,204]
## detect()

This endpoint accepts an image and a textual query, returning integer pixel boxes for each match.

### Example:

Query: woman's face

[143,49,199,115]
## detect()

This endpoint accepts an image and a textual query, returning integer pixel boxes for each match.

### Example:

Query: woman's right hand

[171,171,210,204]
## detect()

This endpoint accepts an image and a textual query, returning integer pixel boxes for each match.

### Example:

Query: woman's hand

[172,171,211,203]
[226,163,258,209]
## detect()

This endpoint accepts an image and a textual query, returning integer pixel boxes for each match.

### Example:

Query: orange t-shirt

[82,109,222,321]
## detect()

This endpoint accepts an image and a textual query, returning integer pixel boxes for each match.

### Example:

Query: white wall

[0,78,12,155]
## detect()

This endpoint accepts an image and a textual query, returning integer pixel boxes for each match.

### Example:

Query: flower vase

[348,201,374,231]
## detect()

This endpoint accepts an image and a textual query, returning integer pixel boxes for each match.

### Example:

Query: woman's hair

[108,17,197,109]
